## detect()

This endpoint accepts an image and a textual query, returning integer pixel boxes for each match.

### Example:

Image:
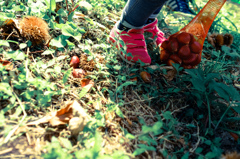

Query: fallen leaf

[79,79,94,99]
[27,100,91,135]
[221,152,240,159]
[129,73,137,82]
[0,59,14,71]
[163,69,177,81]
[49,112,73,126]
[27,101,73,126]
[126,117,132,126]
[80,78,93,87]
[68,100,90,118]
[74,12,86,20]
[3,19,15,26]
[56,102,72,116]
[26,114,54,126]
[67,100,90,135]
[229,132,239,141]
[1,19,21,38]
[80,78,94,92]
[69,117,85,136]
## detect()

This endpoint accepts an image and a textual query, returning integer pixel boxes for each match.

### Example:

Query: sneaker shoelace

[121,29,146,49]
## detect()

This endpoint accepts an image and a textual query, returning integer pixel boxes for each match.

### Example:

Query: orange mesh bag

[160,0,227,69]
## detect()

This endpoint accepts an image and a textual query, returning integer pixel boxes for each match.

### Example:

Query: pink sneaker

[108,23,151,65]
[143,19,166,46]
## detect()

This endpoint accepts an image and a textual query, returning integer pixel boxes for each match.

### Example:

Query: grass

[0,0,240,158]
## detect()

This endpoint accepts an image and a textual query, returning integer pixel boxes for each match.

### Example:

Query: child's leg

[146,7,162,24]
[120,0,167,29]
[109,0,167,65]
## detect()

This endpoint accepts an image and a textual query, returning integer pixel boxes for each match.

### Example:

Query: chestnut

[190,41,201,54]
[70,56,80,68]
[161,40,169,50]
[160,49,170,61]
[140,71,151,83]
[72,68,86,78]
[183,53,198,65]
[178,45,191,59]
[167,39,178,53]
[169,54,182,64]
[177,32,191,44]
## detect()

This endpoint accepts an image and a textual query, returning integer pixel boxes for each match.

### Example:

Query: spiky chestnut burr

[19,16,50,46]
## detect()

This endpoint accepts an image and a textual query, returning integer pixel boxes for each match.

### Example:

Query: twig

[5,31,14,40]
[171,105,189,115]
[72,4,79,12]
[0,148,13,155]
[0,155,26,158]
[29,50,44,54]
[66,0,69,12]
[26,47,29,78]
[12,23,22,38]
[70,92,80,100]
[124,98,154,105]
[26,132,32,145]
[3,91,27,144]
[190,120,200,153]
[147,65,173,71]
[205,92,211,129]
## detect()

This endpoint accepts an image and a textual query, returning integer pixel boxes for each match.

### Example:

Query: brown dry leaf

[26,100,91,135]
[1,19,22,39]
[221,152,240,159]
[27,113,54,126]
[74,12,86,20]
[80,78,94,88]
[0,59,14,71]
[164,69,177,81]
[27,102,73,126]
[126,118,132,126]
[49,112,73,126]
[229,132,239,141]
[129,73,137,82]
[68,117,85,136]
[1,19,15,32]
[4,19,15,25]
[15,126,28,135]
[56,102,72,116]
[67,100,91,135]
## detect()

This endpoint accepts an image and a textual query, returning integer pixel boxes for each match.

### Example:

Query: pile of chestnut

[160,32,202,69]
[70,56,86,78]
